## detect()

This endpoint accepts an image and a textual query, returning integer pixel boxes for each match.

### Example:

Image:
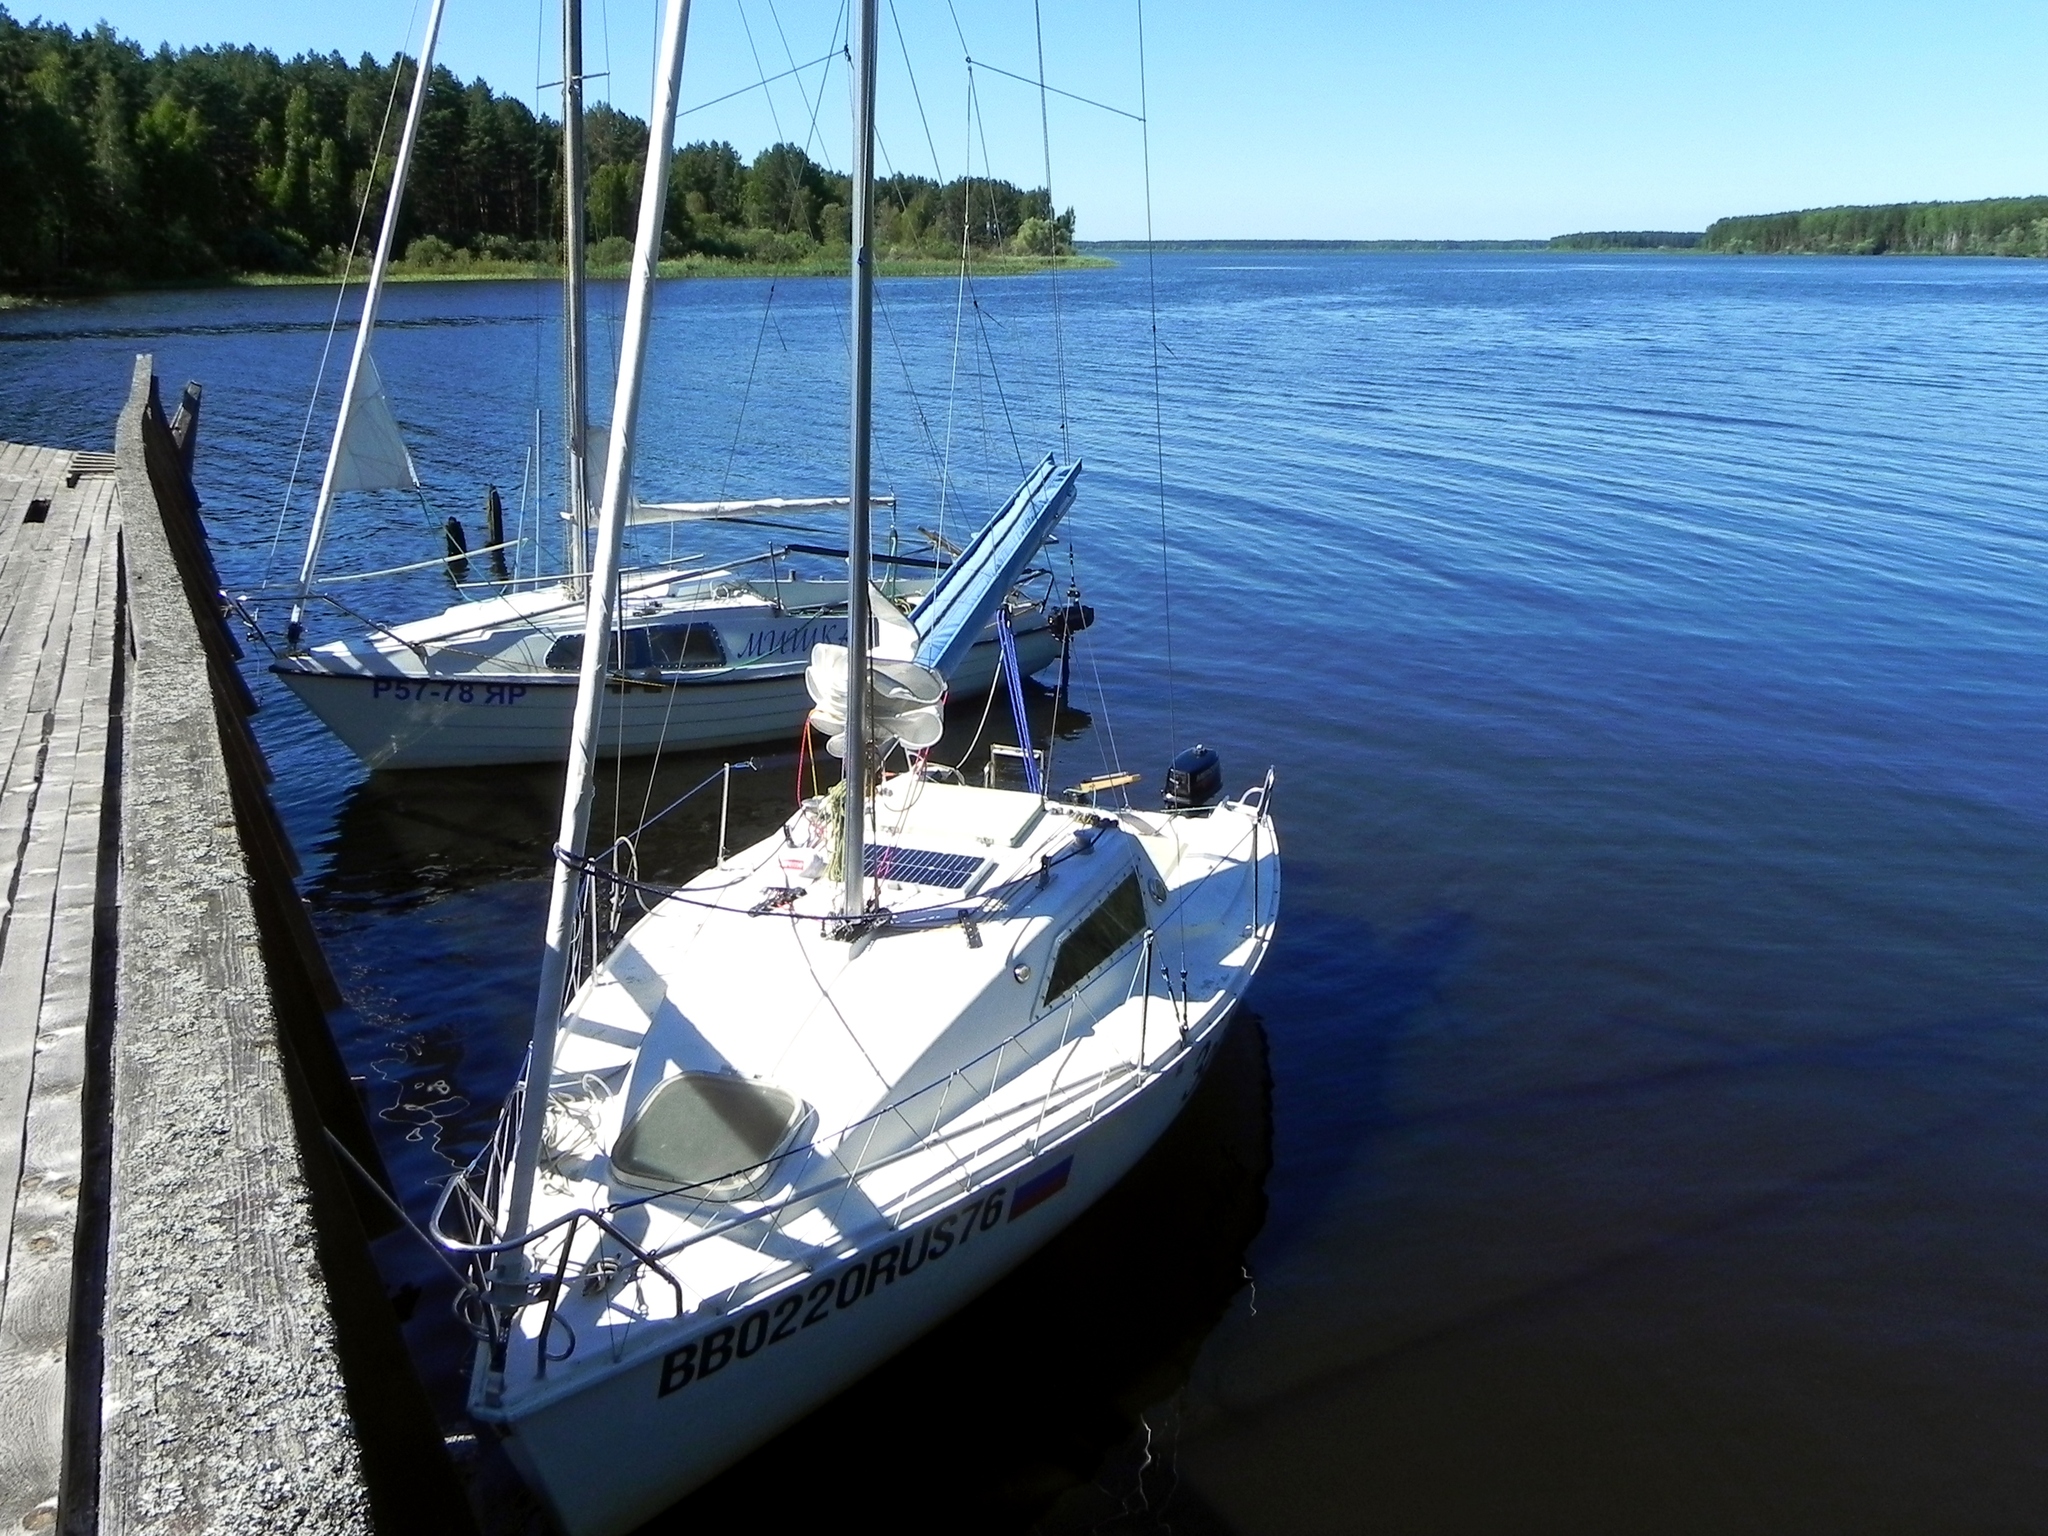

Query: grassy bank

[231,252,1110,287]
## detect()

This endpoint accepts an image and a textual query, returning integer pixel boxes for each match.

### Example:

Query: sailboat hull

[484,1020,1232,1536]
[272,625,1058,770]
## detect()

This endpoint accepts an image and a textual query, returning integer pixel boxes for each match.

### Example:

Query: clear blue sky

[20,0,2048,240]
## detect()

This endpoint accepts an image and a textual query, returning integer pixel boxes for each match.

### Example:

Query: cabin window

[610,1072,808,1200]
[645,622,725,669]
[545,633,590,671]
[1043,871,1147,1007]
[546,623,725,673]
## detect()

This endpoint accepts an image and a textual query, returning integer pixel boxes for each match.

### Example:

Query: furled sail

[578,422,643,521]
[331,350,421,493]
[629,494,898,525]
[805,587,945,757]
[804,457,1080,758]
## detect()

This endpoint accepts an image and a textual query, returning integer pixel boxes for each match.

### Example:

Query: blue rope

[995,607,1041,794]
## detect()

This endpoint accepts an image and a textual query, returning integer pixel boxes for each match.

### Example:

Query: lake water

[6,250,2048,1533]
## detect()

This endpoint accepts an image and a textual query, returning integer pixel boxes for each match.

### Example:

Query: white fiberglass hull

[272,625,1057,770]
[486,1022,1233,1536]
[449,769,1279,1536]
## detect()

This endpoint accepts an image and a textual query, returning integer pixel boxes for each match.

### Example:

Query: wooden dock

[0,423,121,1534]
[0,358,468,1534]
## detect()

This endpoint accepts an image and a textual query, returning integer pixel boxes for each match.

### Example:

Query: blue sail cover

[909,455,1081,680]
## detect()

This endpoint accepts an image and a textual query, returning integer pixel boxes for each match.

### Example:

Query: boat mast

[561,0,591,596]
[286,0,448,650]
[840,0,879,922]
[502,0,694,1252]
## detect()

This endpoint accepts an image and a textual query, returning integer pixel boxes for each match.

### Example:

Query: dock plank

[0,480,117,1528]
[0,458,118,1531]
[0,448,73,650]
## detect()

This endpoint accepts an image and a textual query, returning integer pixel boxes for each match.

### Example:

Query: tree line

[1547,231,1701,250]
[0,8,1074,289]
[1702,199,2048,257]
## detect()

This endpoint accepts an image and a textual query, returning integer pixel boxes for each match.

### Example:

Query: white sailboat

[430,3,1278,1532]
[266,0,1076,772]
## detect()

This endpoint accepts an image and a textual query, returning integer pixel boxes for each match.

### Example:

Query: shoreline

[2,253,1109,305]
[16,245,2044,306]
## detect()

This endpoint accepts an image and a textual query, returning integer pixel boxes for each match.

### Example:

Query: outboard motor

[1048,601,1095,639]
[1163,744,1222,811]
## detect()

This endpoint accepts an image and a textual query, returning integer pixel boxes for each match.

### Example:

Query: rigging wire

[1131,0,1188,970]
[963,55,1143,122]
[961,59,1033,481]
[529,0,553,586]
[734,0,788,142]
[792,0,848,170]
[764,0,820,127]
[261,0,421,590]
[934,59,978,547]
[597,0,625,390]
[1031,0,1070,463]
[634,0,853,847]
[874,283,945,485]
[761,0,844,172]
[887,0,945,182]
[1136,0,1177,744]
[717,282,779,501]
[679,48,839,119]
[971,293,1027,473]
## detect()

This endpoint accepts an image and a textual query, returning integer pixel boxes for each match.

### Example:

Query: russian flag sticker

[1008,1157,1073,1222]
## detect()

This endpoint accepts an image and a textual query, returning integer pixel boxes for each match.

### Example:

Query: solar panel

[864,844,988,890]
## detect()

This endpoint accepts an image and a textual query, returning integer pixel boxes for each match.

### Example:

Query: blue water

[7,251,2048,1531]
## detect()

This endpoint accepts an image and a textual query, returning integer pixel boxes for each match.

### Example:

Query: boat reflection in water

[308,684,1093,914]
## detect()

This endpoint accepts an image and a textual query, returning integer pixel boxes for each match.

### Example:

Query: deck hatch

[610,1073,808,1200]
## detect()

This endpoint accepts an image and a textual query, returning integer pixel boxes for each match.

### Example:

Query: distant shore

[1083,199,2048,259]
[1081,236,1704,254]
